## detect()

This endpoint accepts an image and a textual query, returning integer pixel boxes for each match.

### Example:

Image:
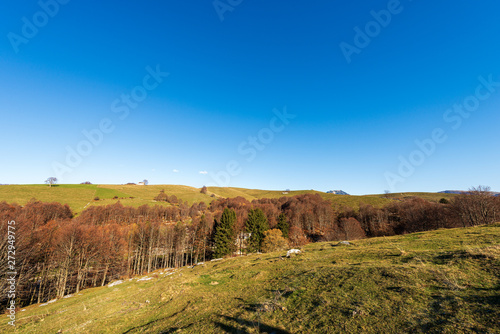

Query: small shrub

[439,198,449,204]
[168,195,179,204]
[154,190,168,202]
[94,197,100,201]
[262,229,289,253]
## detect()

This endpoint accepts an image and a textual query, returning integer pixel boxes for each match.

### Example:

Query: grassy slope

[5,223,499,333]
[101,185,214,206]
[383,192,458,202]
[208,187,397,209]
[0,185,457,215]
[0,184,213,214]
[0,184,99,213]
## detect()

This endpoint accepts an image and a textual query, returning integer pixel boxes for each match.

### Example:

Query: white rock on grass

[39,299,57,307]
[137,276,153,282]
[108,280,124,287]
[286,249,301,257]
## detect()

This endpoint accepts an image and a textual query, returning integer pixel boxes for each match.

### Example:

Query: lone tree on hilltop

[45,177,57,187]
[200,186,208,194]
[213,208,236,258]
[246,208,269,253]
[143,179,149,185]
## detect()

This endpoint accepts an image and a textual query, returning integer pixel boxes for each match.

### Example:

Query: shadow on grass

[463,292,500,307]
[122,302,190,333]
[409,291,500,333]
[213,315,290,334]
[157,323,194,334]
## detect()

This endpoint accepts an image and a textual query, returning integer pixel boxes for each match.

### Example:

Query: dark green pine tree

[213,208,236,258]
[246,208,269,253]
[277,213,289,239]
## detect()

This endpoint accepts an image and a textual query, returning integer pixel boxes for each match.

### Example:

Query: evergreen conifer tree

[213,208,236,258]
[246,208,269,252]
[277,213,289,238]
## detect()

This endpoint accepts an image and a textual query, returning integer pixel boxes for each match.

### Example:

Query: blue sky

[1,0,499,194]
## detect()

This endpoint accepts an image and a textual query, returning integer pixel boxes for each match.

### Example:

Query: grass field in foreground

[4,223,499,333]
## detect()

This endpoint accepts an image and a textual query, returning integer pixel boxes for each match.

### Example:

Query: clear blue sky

[1,0,499,194]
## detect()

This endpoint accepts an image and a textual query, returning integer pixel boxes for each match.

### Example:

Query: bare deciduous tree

[451,186,497,227]
[45,177,57,187]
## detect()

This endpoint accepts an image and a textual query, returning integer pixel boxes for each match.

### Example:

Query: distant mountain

[439,190,500,196]
[439,190,465,194]
[326,190,349,195]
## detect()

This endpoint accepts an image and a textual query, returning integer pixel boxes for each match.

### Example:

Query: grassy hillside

[5,223,499,333]
[0,184,456,215]
[207,187,395,209]
[0,184,213,214]
[383,192,458,203]
[0,184,100,213]
[206,187,325,200]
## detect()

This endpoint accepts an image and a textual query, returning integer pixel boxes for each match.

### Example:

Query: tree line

[1,186,498,310]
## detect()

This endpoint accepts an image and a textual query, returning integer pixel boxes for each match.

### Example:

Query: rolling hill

[0,184,458,215]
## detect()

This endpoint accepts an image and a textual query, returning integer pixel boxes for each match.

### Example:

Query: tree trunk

[101,264,109,287]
